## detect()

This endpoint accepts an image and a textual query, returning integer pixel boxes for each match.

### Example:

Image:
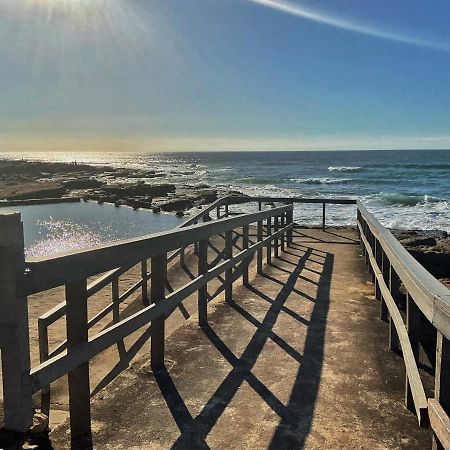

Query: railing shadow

[154,242,334,449]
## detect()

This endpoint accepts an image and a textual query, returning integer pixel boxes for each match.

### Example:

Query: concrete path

[49,228,431,449]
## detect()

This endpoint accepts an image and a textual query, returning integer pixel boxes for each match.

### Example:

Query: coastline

[1,157,449,281]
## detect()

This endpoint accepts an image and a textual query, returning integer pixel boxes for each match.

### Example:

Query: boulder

[159,199,194,212]
[102,183,175,198]
[399,236,437,248]
[6,185,67,200]
[63,178,104,189]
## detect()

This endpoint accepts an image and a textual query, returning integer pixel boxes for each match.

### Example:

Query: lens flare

[249,0,450,52]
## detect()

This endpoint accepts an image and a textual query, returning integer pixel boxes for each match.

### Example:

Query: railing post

[180,247,185,266]
[225,230,233,303]
[274,215,279,258]
[225,204,229,217]
[257,220,263,274]
[66,279,92,448]
[287,205,293,246]
[198,239,208,327]
[0,212,33,432]
[266,216,272,265]
[433,332,450,450]
[141,259,148,305]
[38,318,51,418]
[112,277,120,322]
[388,264,400,350]
[193,222,199,255]
[242,225,250,286]
[405,293,420,412]
[216,205,221,219]
[322,202,326,230]
[151,253,167,371]
[378,247,387,319]
[258,201,262,211]
[280,213,286,252]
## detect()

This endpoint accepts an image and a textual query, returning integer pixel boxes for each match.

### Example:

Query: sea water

[0,202,182,257]
[1,149,449,234]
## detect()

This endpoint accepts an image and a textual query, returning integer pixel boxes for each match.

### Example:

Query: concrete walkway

[50,228,431,449]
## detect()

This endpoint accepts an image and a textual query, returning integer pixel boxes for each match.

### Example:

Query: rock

[153,206,161,213]
[158,199,194,212]
[30,412,49,434]
[176,210,184,217]
[6,184,67,200]
[102,183,175,198]
[408,250,450,279]
[399,236,437,248]
[63,178,104,189]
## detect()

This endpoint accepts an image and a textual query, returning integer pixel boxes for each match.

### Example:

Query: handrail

[357,200,450,340]
[25,205,291,294]
[30,221,292,393]
[357,199,450,443]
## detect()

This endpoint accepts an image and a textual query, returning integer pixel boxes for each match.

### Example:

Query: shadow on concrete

[153,243,334,449]
[292,228,359,245]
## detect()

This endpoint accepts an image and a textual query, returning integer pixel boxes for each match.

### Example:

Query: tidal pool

[0,201,183,258]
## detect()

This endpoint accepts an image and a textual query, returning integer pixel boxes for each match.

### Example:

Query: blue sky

[1,0,450,152]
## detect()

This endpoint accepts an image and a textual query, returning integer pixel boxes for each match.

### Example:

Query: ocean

[2,149,450,233]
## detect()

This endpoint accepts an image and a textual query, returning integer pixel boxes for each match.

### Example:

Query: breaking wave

[328,166,363,172]
[375,192,445,207]
[291,177,351,185]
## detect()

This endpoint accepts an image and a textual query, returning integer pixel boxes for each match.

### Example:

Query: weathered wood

[274,216,279,258]
[0,212,33,432]
[65,279,92,448]
[225,230,233,303]
[429,398,450,450]
[357,201,450,340]
[287,207,293,245]
[388,264,400,350]
[406,293,421,412]
[242,225,250,286]
[358,222,428,425]
[198,239,208,327]
[433,333,450,449]
[38,318,51,417]
[141,259,148,305]
[266,216,272,264]
[322,203,326,230]
[26,205,293,294]
[30,224,294,392]
[151,253,167,371]
[257,220,263,274]
[280,214,286,252]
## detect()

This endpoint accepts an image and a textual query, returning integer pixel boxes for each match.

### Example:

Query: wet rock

[6,184,67,200]
[176,211,184,217]
[398,236,437,247]
[158,198,194,212]
[102,183,175,198]
[63,178,104,189]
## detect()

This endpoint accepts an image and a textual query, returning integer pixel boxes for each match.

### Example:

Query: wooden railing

[357,201,450,449]
[0,200,294,447]
[3,195,449,449]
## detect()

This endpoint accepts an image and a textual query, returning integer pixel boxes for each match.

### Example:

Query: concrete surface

[0,227,433,449]
[46,228,432,449]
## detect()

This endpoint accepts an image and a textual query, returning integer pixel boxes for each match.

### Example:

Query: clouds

[248,0,450,52]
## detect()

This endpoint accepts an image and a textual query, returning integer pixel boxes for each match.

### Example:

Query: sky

[1,0,450,152]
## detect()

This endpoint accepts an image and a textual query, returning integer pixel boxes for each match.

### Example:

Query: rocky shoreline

[0,159,244,216]
[1,158,449,282]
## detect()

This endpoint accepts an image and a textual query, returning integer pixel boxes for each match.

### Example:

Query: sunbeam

[249,0,450,52]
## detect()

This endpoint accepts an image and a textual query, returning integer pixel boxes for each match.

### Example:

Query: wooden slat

[30,223,293,392]
[358,201,450,340]
[359,223,428,425]
[429,399,450,450]
[26,205,292,293]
